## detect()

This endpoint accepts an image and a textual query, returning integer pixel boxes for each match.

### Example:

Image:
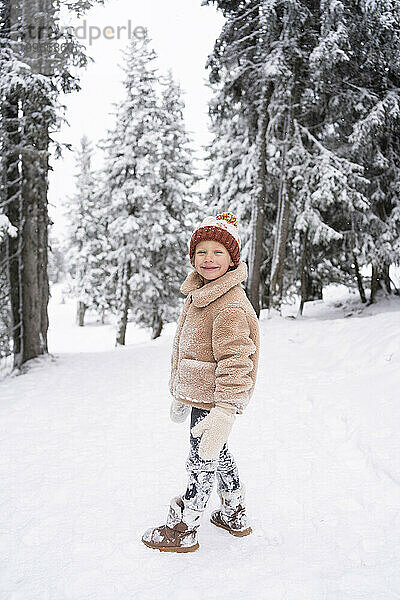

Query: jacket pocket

[176,358,216,402]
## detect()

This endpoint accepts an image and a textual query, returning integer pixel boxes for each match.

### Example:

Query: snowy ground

[1,283,400,600]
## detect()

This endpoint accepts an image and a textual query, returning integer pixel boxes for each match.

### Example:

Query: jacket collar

[180,261,248,308]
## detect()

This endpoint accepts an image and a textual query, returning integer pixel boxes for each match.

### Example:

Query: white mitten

[191,405,236,461]
[170,398,191,423]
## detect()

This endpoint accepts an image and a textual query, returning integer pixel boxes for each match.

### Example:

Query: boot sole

[142,538,199,553]
[210,517,252,537]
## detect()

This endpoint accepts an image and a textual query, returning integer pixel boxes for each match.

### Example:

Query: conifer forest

[1,0,400,370]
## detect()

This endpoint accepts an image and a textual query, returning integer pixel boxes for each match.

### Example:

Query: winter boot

[210,485,252,537]
[142,495,202,553]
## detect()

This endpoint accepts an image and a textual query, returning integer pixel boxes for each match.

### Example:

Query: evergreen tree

[101,41,198,343]
[204,0,284,314]
[0,0,104,367]
[203,100,256,266]
[64,136,109,326]
[129,69,197,339]
[345,3,400,301]
[48,232,65,285]
[287,0,400,304]
[100,37,164,345]
[204,0,400,311]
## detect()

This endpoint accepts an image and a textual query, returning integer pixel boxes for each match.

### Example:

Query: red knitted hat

[189,212,241,266]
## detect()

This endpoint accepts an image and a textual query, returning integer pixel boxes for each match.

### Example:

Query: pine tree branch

[0,191,22,208]
[225,31,259,50]
[0,248,22,269]
[226,3,260,25]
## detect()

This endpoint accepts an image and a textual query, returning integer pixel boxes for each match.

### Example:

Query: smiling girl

[142,212,260,553]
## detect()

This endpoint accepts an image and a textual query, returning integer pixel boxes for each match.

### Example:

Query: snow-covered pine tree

[99,37,164,345]
[1,0,29,364]
[204,0,329,312]
[128,69,197,339]
[205,0,393,312]
[0,0,105,367]
[203,97,256,267]
[289,136,368,314]
[344,2,400,302]
[86,169,117,322]
[286,0,400,305]
[64,135,109,326]
[48,232,65,285]
[204,0,274,315]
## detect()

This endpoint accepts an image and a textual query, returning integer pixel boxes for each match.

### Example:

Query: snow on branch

[0,215,18,242]
[295,207,343,245]
[349,91,400,148]
[295,120,365,176]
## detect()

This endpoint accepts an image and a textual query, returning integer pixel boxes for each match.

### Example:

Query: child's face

[194,240,235,281]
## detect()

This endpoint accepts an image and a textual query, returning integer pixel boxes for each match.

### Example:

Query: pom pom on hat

[189,212,241,266]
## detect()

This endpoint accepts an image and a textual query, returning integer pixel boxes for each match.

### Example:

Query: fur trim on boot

[142,496,202,553]
[210,485,252,537]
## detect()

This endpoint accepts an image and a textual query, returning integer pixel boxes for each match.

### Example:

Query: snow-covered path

[1,286,400,600]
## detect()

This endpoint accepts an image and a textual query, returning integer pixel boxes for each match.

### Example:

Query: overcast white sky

[49,0,225,238]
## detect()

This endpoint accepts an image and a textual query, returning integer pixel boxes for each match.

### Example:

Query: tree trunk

[20,141,42,364]
[151,312,163,339]
[269,112,291,312]
[29,0,52,355]
[353,253,366,303]
[37,123,50,353]
[76,301,87,327]
[3,0,52,367]
[247,83,269,317]
[2,1,23,362]
[298,229,308,316]
[269,181,291,310]
[115,260,131,346]
[305,273,322,301]
[3,92,22,361]
[370,263,391,303]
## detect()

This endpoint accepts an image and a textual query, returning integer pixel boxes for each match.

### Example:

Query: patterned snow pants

[183,407,241,511]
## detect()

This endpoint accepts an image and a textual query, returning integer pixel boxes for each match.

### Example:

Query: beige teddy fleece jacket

[169,261,260,414]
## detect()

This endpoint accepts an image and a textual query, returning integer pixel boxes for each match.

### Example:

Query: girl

[142,212,260,553]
